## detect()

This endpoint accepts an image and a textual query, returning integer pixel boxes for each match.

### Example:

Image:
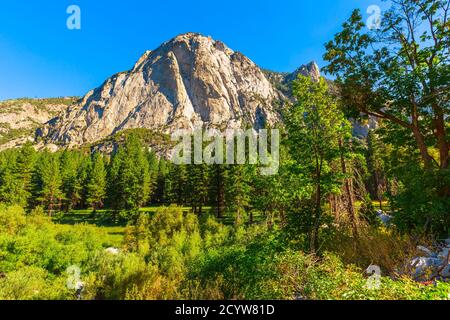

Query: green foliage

[390,163,450,235]
[108,133,151,212]
[0,205,26,234]
[32,151,64,214]
[285,75,351,251]
[86,153,107,212]
[225,163,254,225]
[0,204,111,300]
[323,1,450,234]
[165,162,188,205]
[0,203,447,300]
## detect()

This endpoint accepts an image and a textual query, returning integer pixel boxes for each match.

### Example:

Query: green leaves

[284,75,353,251]
[323,0,450,233]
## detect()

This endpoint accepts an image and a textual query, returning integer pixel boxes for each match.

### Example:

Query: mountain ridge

[36,33,320,149]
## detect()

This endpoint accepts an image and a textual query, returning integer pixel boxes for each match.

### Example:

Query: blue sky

[0,0,388,100]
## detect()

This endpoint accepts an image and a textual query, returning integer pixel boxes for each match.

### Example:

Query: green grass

[52,206,196,245]
[372,201,391,212]
[353,200,392,212]
[52,206,268,246]
[53,210,125,247]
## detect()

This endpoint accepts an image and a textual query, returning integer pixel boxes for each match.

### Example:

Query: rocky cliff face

[263,61,321,98]
[39,33,300,147]
[0,98,76,150]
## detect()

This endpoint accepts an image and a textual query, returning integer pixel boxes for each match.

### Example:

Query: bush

[0,204,448,300]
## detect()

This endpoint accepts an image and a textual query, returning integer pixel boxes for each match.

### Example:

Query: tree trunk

[310,183,322,253]
[236,207,241,225]
[411,121,434,169]
[432,108,450,197]
[339,138,358,238]
[431,103,449,170]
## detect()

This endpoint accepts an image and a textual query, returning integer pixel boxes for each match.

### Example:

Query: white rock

[411,257,442,271]
[376,210,392,225]
[38,33,299,147]
[105,247,120,255]
[0,99,73,150]
[417,246,434,257]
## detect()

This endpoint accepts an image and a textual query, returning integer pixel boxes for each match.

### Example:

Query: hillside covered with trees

[0,0,448,300]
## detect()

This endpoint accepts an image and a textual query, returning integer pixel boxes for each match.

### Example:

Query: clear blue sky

[0,0,389,100]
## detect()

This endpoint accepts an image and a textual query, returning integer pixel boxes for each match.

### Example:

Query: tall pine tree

[86,153,107,213]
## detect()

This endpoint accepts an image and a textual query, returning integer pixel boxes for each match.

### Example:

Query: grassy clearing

[53,207,269,246]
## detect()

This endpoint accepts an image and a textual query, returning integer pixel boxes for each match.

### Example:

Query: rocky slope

[39,33,317,148]
[262,62,319,98]
[0,98,76,150]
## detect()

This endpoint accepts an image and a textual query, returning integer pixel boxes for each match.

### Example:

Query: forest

[0,0,449,300]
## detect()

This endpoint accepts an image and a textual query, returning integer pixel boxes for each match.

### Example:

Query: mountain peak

[285,61,320,83]
[171,32,207,41]
[38,34,283,147]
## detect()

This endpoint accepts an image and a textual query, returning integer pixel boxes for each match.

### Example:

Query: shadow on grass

[53,210,126,228]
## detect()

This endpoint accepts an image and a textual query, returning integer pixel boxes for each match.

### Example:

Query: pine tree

[0,151,22,206]
[146,150,159,204]
[74,155,91,209]
[34,151,64,215]
[225,163,253,225]
[166,163,188,205]
[60,150,82,211]
[86,153,107,213]
[187,163,209,215]
[210,164,226,218]
[15,143,36,207]
[154,158,168,204]
[108,134,151,214]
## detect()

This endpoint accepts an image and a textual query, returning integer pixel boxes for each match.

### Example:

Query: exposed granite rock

[0,98,76,150]
[38,33,289,147]
[263,61,321,98]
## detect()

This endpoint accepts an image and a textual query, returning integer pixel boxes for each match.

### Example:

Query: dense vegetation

[1,205,449,300]
[0,0,448,300]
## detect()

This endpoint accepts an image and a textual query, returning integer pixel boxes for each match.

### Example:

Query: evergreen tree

[108,134,151,214]
[33,151,64,215]
[154,158,168,204]
[225,163,253,225]
[15,143,36,207]
[166,163,188,205]
[146,150,159,204]
[187,163,209,215]
[60,150,82,211]
[86,153,107,212]
[210,164,226,218]
[0,151,22,206]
